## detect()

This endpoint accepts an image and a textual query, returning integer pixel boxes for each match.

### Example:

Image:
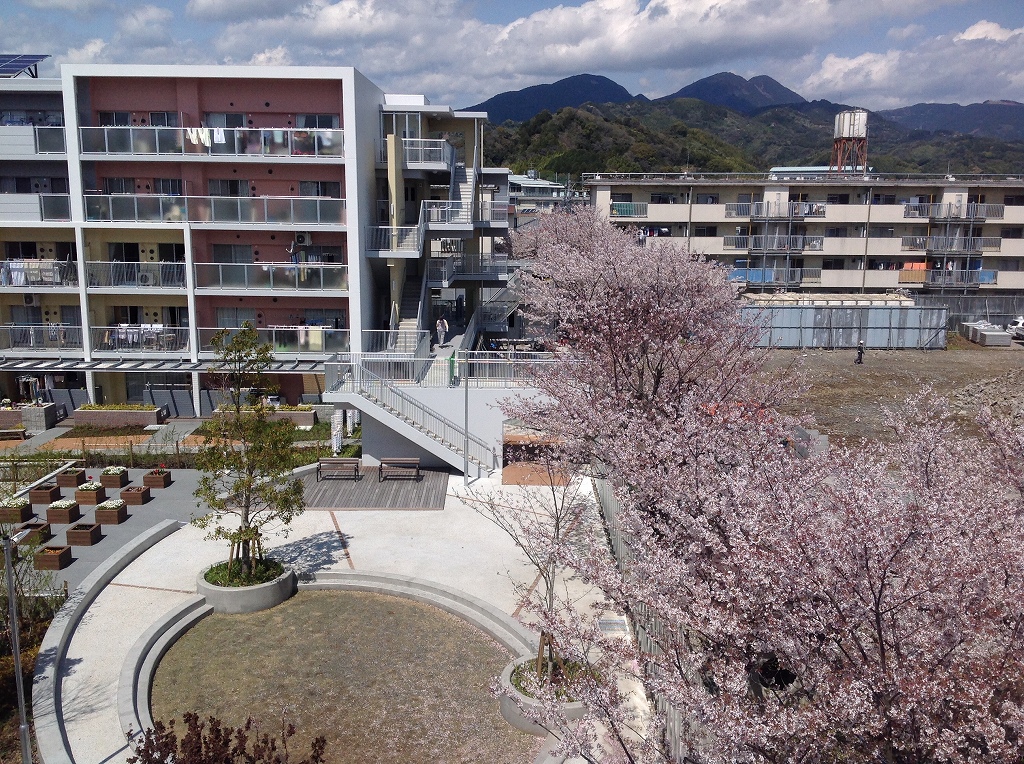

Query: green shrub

[77,403,156,411]
[204,558,284,587]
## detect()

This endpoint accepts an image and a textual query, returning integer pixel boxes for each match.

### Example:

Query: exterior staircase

[480,270,523,328]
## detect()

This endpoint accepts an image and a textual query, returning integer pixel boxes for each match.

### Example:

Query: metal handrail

[1,260,78,287]
[193,262,348,291]
[86,261,185,288]
[79,126,344,158]
[83,194,347,225]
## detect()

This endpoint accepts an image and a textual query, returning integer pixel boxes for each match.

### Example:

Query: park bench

[378,457,421,482]
[0,429,26,440]
[316,457,362,481]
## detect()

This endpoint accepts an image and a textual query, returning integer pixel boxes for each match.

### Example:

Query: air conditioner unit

[294,232,313,247]
[24,294,39,307]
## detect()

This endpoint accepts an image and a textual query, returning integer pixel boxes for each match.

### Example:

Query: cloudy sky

[2,0,1024,111]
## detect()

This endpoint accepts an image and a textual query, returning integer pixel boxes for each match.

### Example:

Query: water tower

[829,109,868,174]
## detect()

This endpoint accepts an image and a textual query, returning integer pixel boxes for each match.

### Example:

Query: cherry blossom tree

[503,208,1024,764]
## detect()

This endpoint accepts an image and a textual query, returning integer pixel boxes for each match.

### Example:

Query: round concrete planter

[196,563,296,614]
[498,657,588,737]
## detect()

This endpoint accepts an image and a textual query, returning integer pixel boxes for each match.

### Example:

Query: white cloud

[887,23,924,41]
[955,20,1023,42]
[116,5,175,47]
[185,0,302,22]
[248,45,293,66]
[56,37,109,65]
[15,0,111,13]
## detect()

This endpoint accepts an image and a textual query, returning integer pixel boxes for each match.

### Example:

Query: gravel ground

[151,590,543,764]
[770,336,1024,442]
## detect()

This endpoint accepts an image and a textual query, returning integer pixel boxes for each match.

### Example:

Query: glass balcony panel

[92,325,189,352]
[319,199,345,225]
[35,127,65,153]
[263,130,290,155]
[109,196,138,221]
[320,266,348,290]
[105,127,131,153]
[155,128,184,153]
[291,198,321,225]
[85,195,111,221]
[265,197,292,223]
[130,128,157,153]
[79,128,106,153]
[315,130,344,156]
[40,194,71,221]
[135,195,163,221]
[209,128,238,155]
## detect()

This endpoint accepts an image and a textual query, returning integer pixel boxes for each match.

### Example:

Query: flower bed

[74,483,107,505]
[46,498,80,525]
[34,545,71,570]
[120,485,150,505]
[100,466,129,488]
[143,469,171,488]
[95,498,128,525]
[56,468,86,488]
[28,484,61,505]
[0,496,32,524]
[66,522,101,546]
[73,406,166,427]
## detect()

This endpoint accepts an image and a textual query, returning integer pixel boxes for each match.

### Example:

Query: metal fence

[742,304,948,349]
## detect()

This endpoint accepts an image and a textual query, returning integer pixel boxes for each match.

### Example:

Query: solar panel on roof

[0,54,50,78]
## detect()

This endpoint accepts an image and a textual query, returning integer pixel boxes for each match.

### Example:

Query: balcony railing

[924,269,997,286]
[0,260,78,287]
[194,262,348,291]
[903,203,1005,220]
[729,268,803,285]
[40,194,71,221]
[86,261,186,288]
[422,200,472,224]
[92,325,189,352]
[79,126,344,158]
[610,202,648,217]
[0,126,65,155]
[198,326,349,354]
[427,256,509,283]
[477,201,510,223]
[724,235,824,251]
[739,201,826,218]
[0,324,83,351]
[0,194,72,222]
[366,226,420,252]
[84,194,347,226]
[401,138,453,166]
[901,236,1001,253]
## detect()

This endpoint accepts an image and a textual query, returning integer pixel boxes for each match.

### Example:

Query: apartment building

[0,59,513,454]
[586,170,1024,294]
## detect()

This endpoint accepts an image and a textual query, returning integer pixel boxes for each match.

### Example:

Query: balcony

[366,226,421,255]
[903,203,1005,220]
[422,200,472,226]
[745,201,826,219]
[92,325,189,353]
[924,269,997,287]
[0,126,65,157]
[477,201,509,225]
[0,194,71,222]
[427,255,509,285]
[724,235,824,252]
[78,126,344,159]
[610,202,648,218]
[0,324,83,352]
[901,236,1001,254]
[378,138,455,170]
[1,260,78,288]
[198,326,349,355]
[194,262,348,291]
[729,268,803,285]
[86,261,186,289]
[83,194,347,226]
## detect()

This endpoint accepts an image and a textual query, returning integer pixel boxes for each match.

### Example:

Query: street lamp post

[4,529,32,764]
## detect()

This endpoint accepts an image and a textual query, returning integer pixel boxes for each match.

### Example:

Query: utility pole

[4,529,32,764]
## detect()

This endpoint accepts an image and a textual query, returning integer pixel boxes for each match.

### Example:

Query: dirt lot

[770,335,1024,442]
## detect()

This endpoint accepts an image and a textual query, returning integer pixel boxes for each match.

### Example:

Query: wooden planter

[56,469,86,488]
[100,471,130,489]
[73,408,165,427]
[0,504,33,524]
[29,484,61,505]
[34,545,72,570]
[17,521,51,545]
[0,410,21,428]
[74,487,107,505]
[46,503,80,525]
[95,504,128,525]
[66,523,101,546]
[120,486,150,505]
[143,471,171,488]
[268,409,317,427]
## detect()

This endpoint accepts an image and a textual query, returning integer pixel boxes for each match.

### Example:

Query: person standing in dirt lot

[855,340,865,364]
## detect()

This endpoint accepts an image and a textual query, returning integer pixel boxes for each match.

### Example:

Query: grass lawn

[151,590,541,764]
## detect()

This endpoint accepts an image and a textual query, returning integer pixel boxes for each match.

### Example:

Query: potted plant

[46,498,81,525]
[74,481,107,505]
[56,467,87,488]
[66,522,101,546]
[0,495,33,524]
[99,465,129,488]
[34,544,72,570]
[143,465,172,488]
[28,483,61,505]
[120,485,150,505]
[17,520,51,545]
[94,498,128,525]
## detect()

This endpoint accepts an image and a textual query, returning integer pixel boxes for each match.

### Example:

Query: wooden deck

[302,468,449,511]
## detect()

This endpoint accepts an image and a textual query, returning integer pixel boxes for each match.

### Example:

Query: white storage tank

[834,110,868,139]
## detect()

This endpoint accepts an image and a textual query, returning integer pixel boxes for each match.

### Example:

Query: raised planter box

[17,521,51,545]
[95,503,128,525]
[34,545,72,570]
[196,565,296,614]
[100,471,129,489]
[21,403,57,433]
[268,409,317,427]
[73,407,166,427]
[74,487,106,505]
[120,486,150,505]
[46,502,80,525]
[66,522,101,546]
[29,484,61,505]
[0,410,21,428]
[56,469,86,488]
[498,658,588,737]
[143,470,171,489]
[0,504,33,524]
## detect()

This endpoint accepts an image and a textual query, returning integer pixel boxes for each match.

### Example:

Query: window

[650,193,676,204]
[5,242,37,259]
[872,193,896,205]
[297,114,340,129]
[103,177,136,194]
[1005,195,1024,206]
[153,178,182,196]
[789,192,808,202]
[97,111,130,126]
[825,227,848,238]
[204,113,244,128]
[158,243,185,261]
[1002,227,1024,239]
[693,225,718,237]
[826,193,850,205]
[299,181,341,198]
[822,258,845,270]
[868,226,895,238]
[50,177,69,193]
[211,244,253,264]
[55,242,76,260]
[303,308,347,327]
[695,193,719,204]
[968,194,986,204]
[108,242,140,261]
[610,193,633,203]
[149,112,179,127]
[208,179,250,197]
[216,307,256,327]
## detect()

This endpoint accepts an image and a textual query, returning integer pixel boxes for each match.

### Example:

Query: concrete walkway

[52,470,603,763]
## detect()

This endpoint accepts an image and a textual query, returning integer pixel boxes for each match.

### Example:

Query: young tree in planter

[193,324,305,581]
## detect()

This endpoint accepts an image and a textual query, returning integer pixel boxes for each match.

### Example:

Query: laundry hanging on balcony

[185,127,211,147]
